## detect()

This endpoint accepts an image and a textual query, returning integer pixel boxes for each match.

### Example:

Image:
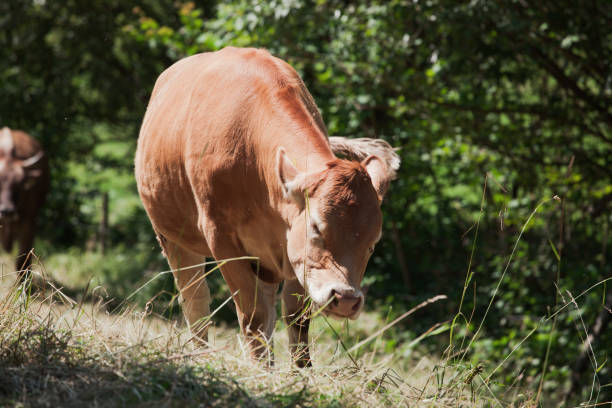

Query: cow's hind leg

[160,237,211,342]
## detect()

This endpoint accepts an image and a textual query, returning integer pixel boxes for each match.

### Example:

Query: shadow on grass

[0,327,323,408]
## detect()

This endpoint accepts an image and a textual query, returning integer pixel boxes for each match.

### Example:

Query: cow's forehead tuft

[320,160,378,206]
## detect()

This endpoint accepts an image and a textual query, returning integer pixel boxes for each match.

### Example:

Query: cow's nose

[0,207,15,217]
[327,289,362,317]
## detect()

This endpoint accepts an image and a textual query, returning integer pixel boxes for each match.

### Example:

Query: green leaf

[548,239,561,262]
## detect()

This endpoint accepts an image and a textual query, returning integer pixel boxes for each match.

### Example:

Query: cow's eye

[368,246,375,254]
[312,223,321,236]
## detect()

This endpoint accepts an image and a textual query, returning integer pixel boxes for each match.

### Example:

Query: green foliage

[42,246,162,297]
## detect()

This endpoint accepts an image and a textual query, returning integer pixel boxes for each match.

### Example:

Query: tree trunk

[390,220,410,288]
[99,192,109,254]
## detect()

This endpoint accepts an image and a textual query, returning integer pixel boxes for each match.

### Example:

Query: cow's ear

[362,155,389,203]
[277,148,305,207]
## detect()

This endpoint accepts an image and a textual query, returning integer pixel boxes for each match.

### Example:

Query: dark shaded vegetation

[0,0,610,404]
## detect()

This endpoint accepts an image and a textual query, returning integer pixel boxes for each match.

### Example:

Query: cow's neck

[266,126,333,223]
[256,87,336,222]
[284,131,334,173]
[266,83,335,173]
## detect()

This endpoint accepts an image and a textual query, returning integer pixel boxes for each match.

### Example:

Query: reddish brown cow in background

[0,127,50,282]
[135,47,399,366]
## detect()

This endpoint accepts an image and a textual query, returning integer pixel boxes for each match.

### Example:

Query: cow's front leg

[16,219,35,283]
[229,263,279,362]
[211,250,279,361]
[0,220,13,253]
[282,279,311,368]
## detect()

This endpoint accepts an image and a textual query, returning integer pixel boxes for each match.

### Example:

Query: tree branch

[528,46,612,125]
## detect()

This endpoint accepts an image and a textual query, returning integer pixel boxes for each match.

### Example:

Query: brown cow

[0,127,50,282]
[135,47,399,366]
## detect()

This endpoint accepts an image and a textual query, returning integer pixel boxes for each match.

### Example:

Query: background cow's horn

[0,127,14,153]
[21,150,44,167]
[328,136,400,180]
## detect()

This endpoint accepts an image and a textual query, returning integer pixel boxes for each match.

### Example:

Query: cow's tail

[328,136,401,180]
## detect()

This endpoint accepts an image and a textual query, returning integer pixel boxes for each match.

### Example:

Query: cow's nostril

[330,291,339,307]
[351,297,361,311]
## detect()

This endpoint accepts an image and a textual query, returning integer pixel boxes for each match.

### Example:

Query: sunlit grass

[0,256,495,407]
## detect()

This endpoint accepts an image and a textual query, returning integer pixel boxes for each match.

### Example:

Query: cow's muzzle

[323,288,363,319]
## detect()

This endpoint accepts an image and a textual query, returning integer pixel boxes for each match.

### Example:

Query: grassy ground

[0,253,520,408]
[7,246,609,407]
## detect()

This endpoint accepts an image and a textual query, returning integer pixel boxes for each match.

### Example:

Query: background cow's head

[0,127,44,220]
[278,147,396,319]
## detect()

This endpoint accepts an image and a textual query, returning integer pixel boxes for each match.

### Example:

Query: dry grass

[0,256,506,408]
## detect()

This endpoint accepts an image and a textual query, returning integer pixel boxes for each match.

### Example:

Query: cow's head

[0,127,44,220]
[278,148,393,319]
